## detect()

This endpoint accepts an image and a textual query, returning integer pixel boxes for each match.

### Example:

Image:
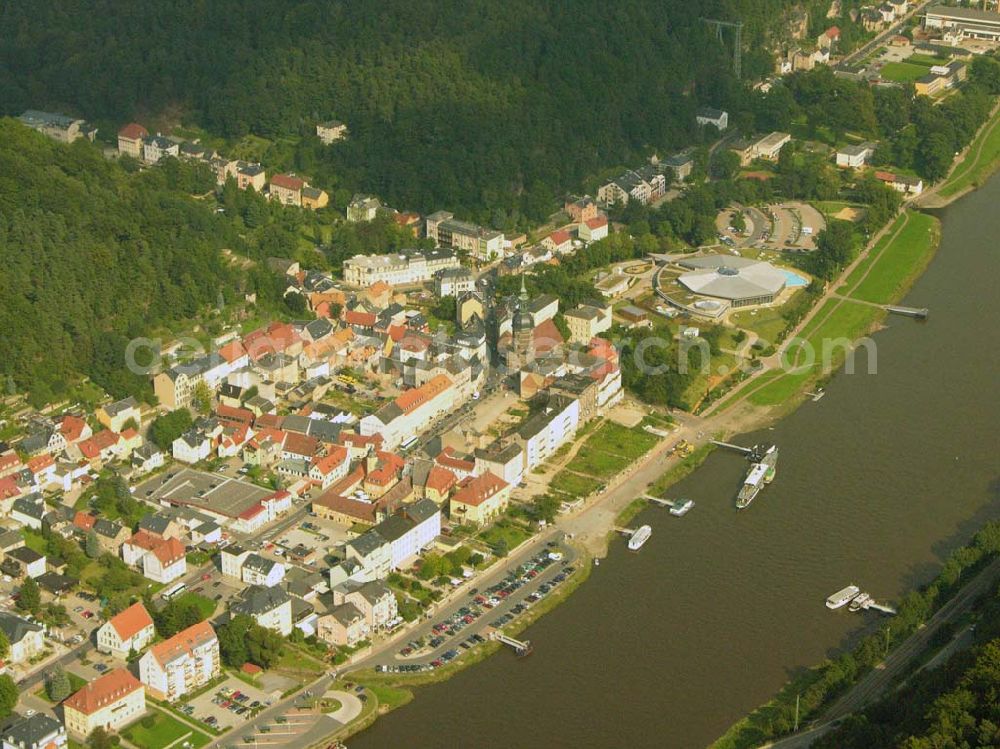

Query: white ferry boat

[627,525,652,551]
[736,445,779,509]
[826,585,860,610]
[670,499,695,517]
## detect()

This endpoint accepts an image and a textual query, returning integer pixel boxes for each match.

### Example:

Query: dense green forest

[0,0,790,222]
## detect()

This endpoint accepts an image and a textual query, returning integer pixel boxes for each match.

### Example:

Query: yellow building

[302,186,330,210]
[449,471,511,526]
[63,668,146,738]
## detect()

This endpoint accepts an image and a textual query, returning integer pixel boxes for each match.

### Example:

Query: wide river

[349,176,1000,748]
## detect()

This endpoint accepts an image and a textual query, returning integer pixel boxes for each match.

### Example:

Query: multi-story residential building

[316,120,348,144]
[301,186,329,210]
[596,167,666,207]
[117,123,149,158]
[241,554,285,588]
[0,612,45,665]
[317,603,368,646]
[578,216,609,243]
[220,544,251,579]
[344,248,459,287]
[138,621,220,701]
[63,668,145,738]
[425,212,505,261]
[434,268,476,298]
[474,441,526,489]
[122,531,187,584]
[97,601,156,658]
[332,579,397,630]
[18,110,96,143]
[269,174,304,207]
[231,585,293,636]
[516,394,580,470]
[308,447,351,489]
[449,471,511,526]
[236,162,266,191]
[563,302,612,344]
[343,530,393,582]
[1,713,67,749]
[695,107,729,130]
[142,135,179,164]
[835,142,877,168]
[359,374,456,449]
[346,194,384,222]
[97,397,142,433]
[564,196,599,223]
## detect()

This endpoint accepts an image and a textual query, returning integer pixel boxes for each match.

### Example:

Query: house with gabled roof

[97,601,155,657]
[63,668,146,738]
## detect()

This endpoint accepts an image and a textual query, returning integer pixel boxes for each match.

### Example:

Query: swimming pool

[782,269,809,287]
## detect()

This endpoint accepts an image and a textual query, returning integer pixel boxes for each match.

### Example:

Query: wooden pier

[709,440,755,456]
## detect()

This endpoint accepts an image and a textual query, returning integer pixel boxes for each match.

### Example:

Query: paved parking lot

[180,675,275,733]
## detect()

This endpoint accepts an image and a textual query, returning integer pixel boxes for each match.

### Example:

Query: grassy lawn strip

[172,592,217,620]
[846,213,939,304]
[122,708,211,749]
[940,101,1000,198]
[548,470,598,498]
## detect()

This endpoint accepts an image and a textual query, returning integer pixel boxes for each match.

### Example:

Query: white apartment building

[138,621,220,701]
[343,249,459,287]
[516,395,580,470]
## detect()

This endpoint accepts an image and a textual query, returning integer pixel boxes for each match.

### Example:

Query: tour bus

[161,583,187,601]
[400,435,419,452]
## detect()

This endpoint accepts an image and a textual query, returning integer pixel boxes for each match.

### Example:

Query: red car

[202,573,211,580]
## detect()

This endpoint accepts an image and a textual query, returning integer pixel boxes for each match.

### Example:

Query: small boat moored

[670,499,695,517]
[627,525,652,551]
[826,585,861,610]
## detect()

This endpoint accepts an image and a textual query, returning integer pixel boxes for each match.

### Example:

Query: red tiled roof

[73,511,96,531]
[387,325,407,342]
[344,309,377,327]
[0,454,21,472]
[243,322,301,360]
[108,601,154,641]
[59,415,89,442]
[395,374,452,415]
[125,529,160,552]
[0,477,20,501]
[152,537,185,566]
[425,465,457,494]
[548,230,571,245]
[271,173,305,191]
[283,432,319,458]
[217,340,248,364]
[435,447,475,473]
[64,668,142,715]
[238,503,266,520]
[117,123,148,140]
[79,430,121,459]
[533,318,565,354]
[27,454,54,474]
[366,281,392,298]
[149,621,216,666]
[312,447,349,476]
[825,25,841,38]
[451,472,508,508]
[874,170,896,182]
[585,216,608,229]
[337,433,383,449]
[216,405,255,426]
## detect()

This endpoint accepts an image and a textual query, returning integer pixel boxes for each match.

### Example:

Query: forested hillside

[0,121,238,404]
[0,0,790,220]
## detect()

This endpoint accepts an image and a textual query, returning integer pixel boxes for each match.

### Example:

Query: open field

[740,210,940,407]
[123,708,211,749]
[549,422,659,495]
[846,212,938,303]
[880,61,931,82]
